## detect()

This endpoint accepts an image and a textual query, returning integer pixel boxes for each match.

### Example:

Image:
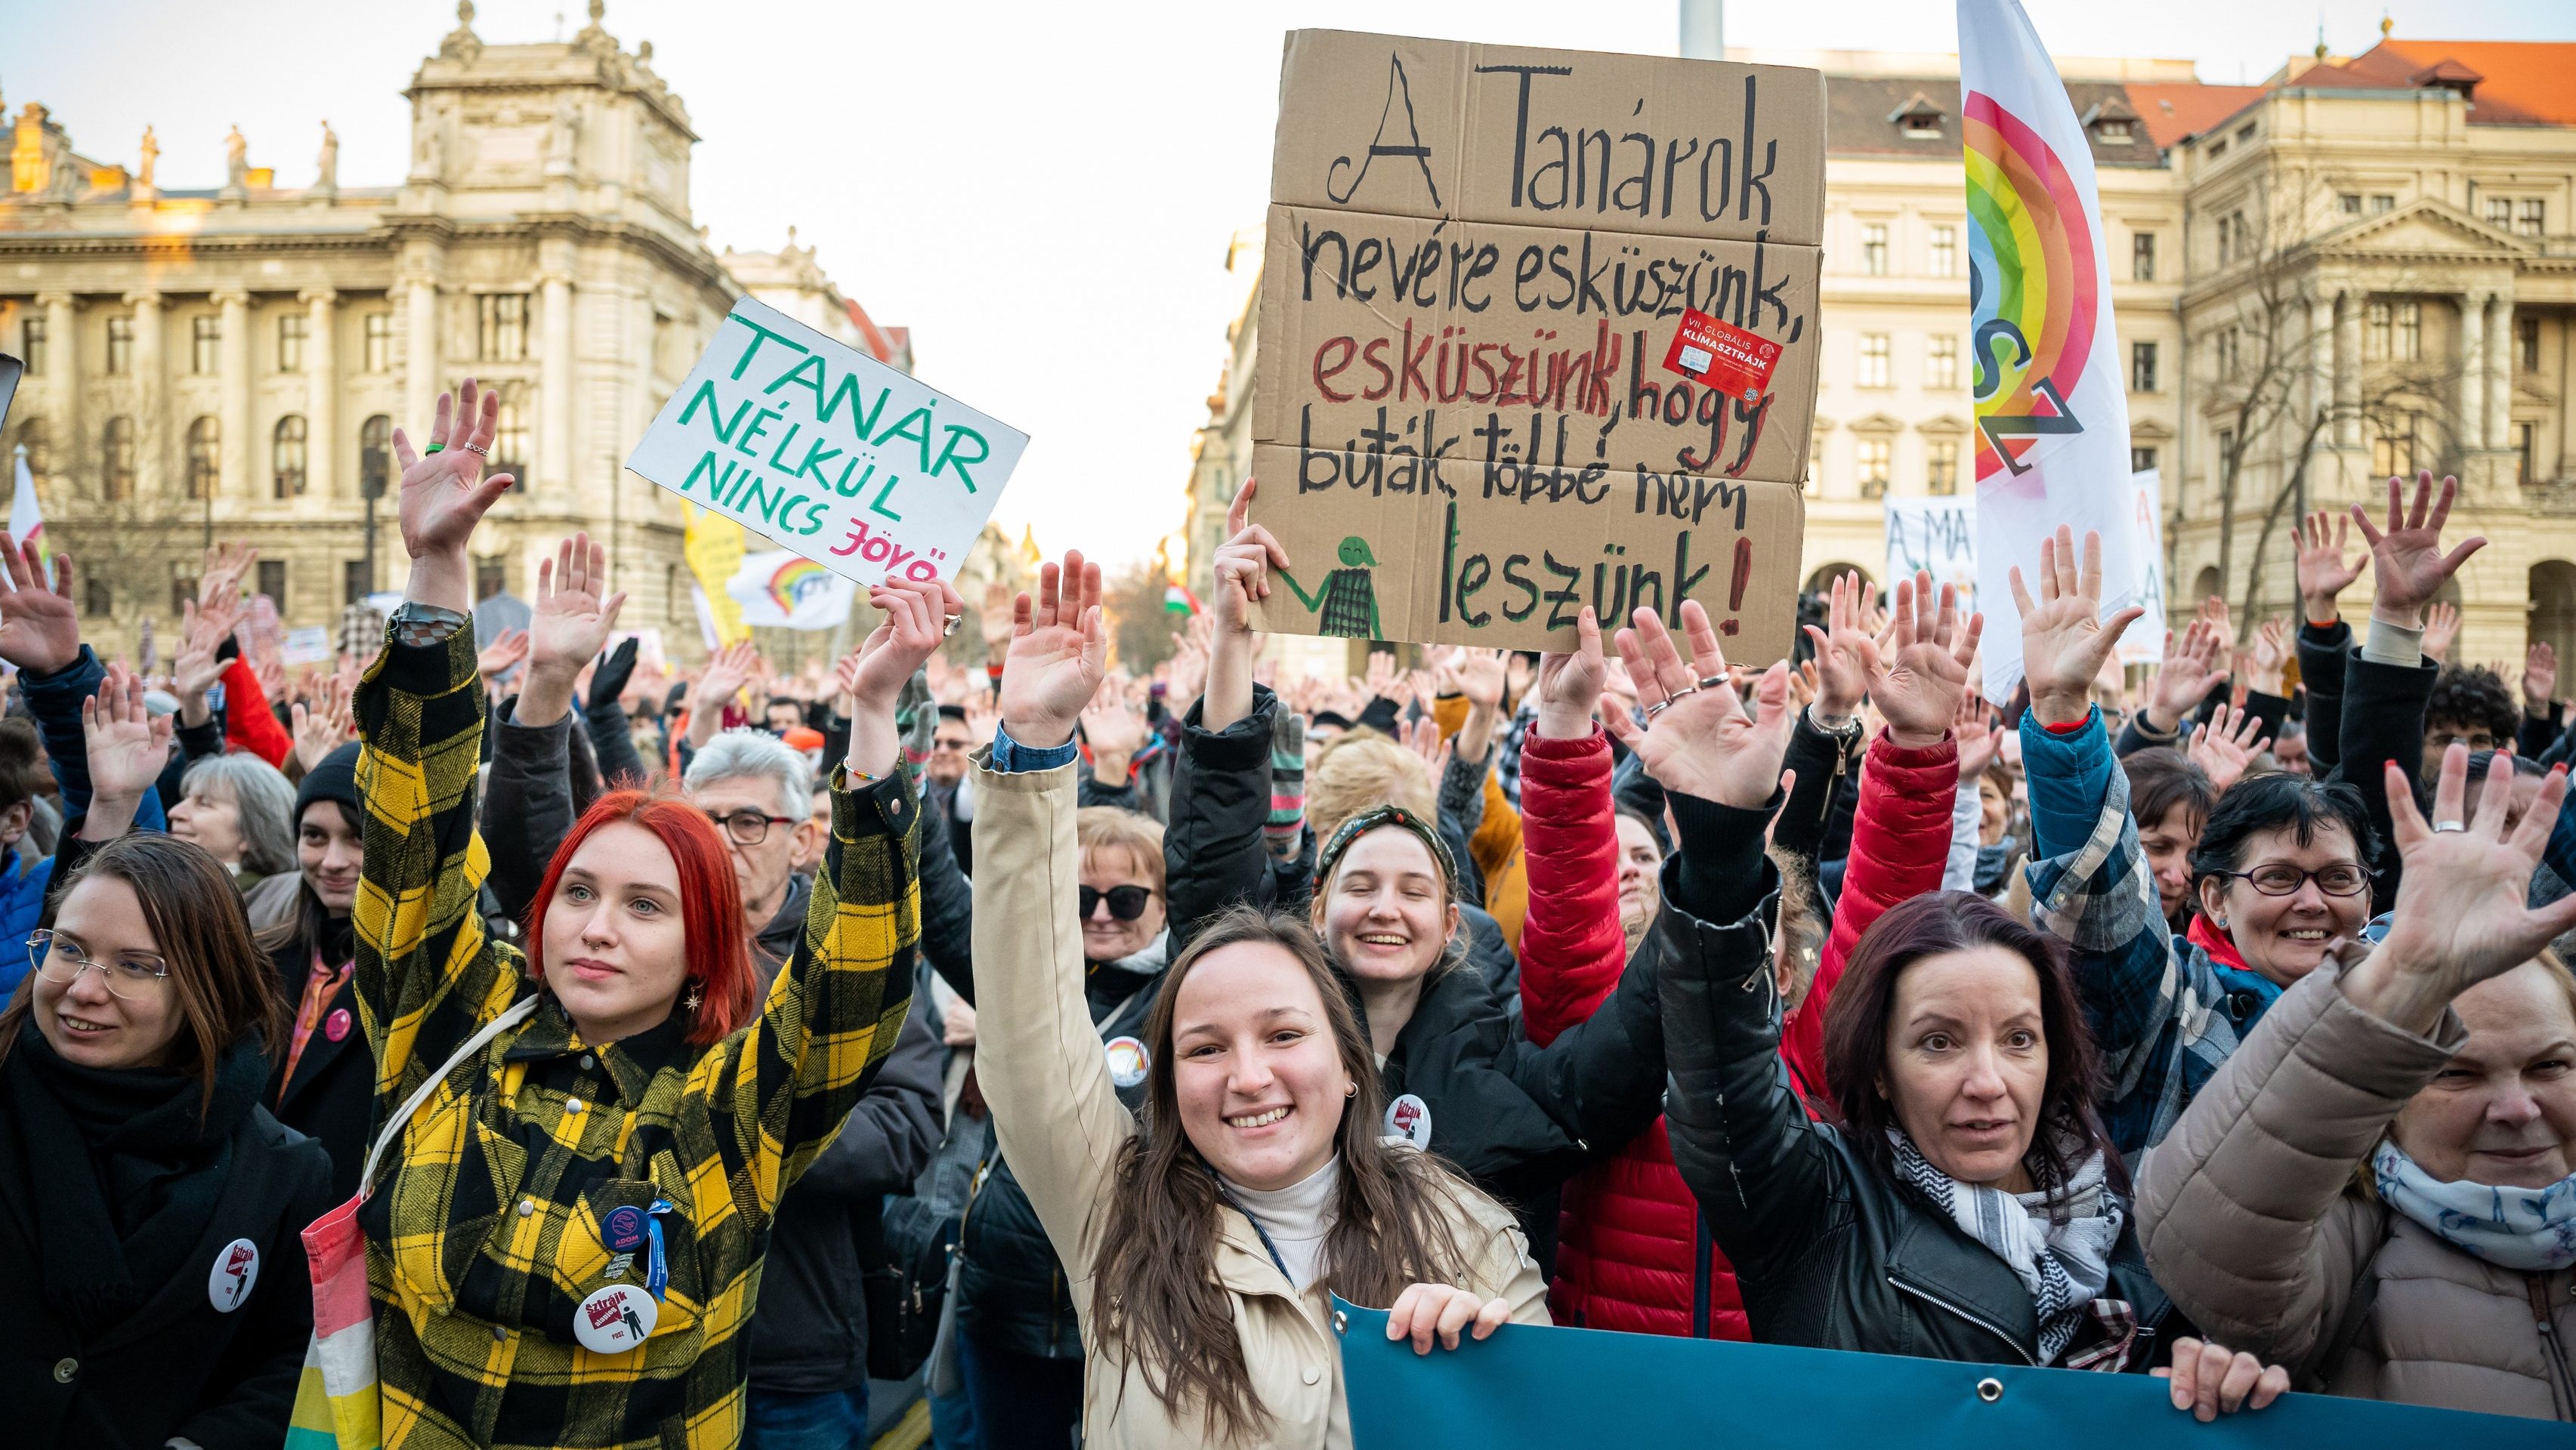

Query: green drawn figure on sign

[1278,535,1382,640]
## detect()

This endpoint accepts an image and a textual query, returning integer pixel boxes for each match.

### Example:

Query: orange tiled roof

[2293,39,2576,126]
[843,298,898,365]
[2121,83,2267,147]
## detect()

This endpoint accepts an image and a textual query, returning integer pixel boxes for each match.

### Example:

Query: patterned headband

[1314,804,1458,896]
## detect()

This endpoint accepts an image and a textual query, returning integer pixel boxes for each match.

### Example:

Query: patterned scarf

[2374,1139,2576,1272]
[1889,1131,2125,1365]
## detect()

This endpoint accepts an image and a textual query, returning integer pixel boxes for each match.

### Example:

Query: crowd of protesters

[0,378,2568,1450]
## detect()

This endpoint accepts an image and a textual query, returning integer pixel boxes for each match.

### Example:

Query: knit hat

[1266,708,1307,853]
[295,740,362,826]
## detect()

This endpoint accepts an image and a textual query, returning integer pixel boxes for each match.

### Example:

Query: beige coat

[970,758,1549,1449]
[2139,962,2576,1420]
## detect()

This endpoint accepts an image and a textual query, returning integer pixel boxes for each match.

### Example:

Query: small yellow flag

[684,504,751,646]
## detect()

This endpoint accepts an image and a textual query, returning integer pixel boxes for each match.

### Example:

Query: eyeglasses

[26,930,170,998]
[2213,863,2372,898]
[706,808,796,846]
[931,736,973,754]
[1080,884,1155,921]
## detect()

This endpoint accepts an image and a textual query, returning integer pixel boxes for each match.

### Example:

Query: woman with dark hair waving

[351,379,930,1450]
[1658,531,2283,1404]
[972,549,1546,1448]
[0,660,334,1449]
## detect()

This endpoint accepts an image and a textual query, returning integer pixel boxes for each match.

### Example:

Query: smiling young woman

[971,549,1546,1448]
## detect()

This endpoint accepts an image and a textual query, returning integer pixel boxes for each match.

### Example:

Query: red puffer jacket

[1518,723,1957,1338]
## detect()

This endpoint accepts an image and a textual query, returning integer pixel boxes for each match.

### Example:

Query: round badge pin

[601,1205,648,1254]
[1103,1035,1151,1091]
[324,1007,352,1042]
[574,1282,658,1355]
[208,1237,261,1313]
[1384,1093,1433,1149]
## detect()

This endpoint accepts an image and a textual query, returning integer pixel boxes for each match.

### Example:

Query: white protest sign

[2114,469,2169,666]
[281,626,333,666]
[625,297,1027,587]
[1883,497,1978,614]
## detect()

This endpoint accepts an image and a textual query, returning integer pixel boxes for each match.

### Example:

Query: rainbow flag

[284,1195,381,1449]
[727,548,857,631]
[1960,0,2142,702]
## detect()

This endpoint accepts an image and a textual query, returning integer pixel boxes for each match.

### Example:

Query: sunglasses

[1080,884,1154,921]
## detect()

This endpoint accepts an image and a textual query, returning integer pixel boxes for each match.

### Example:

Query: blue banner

[1330,1296,2571,1445]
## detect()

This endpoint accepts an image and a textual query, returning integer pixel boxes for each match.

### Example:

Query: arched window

[273,415,309,498]
[360,414,392,499]
[187,416,221,500]
[101,416,136,501]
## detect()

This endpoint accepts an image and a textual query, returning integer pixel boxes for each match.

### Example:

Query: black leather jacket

[1655,801,2180,1371]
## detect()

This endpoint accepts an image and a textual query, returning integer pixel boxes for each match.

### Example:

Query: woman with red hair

[349,379,942,1450]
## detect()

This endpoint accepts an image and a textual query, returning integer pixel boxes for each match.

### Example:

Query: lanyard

[1219,1190,1294,1283]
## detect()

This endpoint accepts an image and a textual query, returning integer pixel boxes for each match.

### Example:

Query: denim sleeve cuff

[990,723,1080,774]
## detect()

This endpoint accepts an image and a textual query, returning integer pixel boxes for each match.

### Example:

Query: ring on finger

[2433,820,2467,832]
[1695,674,1728,691]
[424,443,445,455]
[459,442,489,455]
[942,613,962,637]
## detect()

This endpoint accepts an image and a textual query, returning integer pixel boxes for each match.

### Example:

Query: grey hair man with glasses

[685,727,818,963]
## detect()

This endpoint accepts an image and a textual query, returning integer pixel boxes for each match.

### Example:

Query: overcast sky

[11,0,2571,566]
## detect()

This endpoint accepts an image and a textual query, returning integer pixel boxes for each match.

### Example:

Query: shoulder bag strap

[358,995,542,1199]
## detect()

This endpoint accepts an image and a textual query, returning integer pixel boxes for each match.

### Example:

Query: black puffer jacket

[953,935,1166,1360]
[1657,798,2179,1369]
[1163,685,1674,1266]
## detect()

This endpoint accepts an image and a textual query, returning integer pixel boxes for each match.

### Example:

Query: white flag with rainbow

[1960,0,2142,703]
[8,443,44,566]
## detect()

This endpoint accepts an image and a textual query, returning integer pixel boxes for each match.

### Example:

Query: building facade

[0,2,887,666]
[1178,33,2576,668]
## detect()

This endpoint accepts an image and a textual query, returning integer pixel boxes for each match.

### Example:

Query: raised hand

[2525,641,2558,716]
[849,575,963,711]
[1799,572,1876,726]
[2246,614,2290,696]
[698,640,758,714]
[2145,617,2229,733]
[1855,570,1982,749]
[997,549,1108,748]
[2350,746,2576,1035]
[290,674,356,774]
[2352,470,2483,629]
[1399,714,1453,779]
[475,628,530,683]
[0,538,79,676]
[392,381,516,609]
[2295,508,2364,626]
[82,662,174,804]
[1955,693,2002,781]
[2420,600,2460,663]
[1534,609,1609,740]
[1455,647,1509,714]
[200,541,258,606]
[1203,478,1286,732]
[2186,702,2270,793]
[1605,600,1793,808]
[528,532,628,679]
[1080,692,1151,757]
[2010,526,2145,728]
[843,573,966,779]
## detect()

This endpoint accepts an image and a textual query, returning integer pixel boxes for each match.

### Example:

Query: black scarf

[2,1018,264,1334]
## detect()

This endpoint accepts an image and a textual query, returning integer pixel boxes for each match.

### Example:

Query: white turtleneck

[1221,1155,1341,1291]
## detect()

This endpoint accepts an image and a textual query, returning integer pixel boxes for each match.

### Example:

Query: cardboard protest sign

[281,626,334,667]
[1883,497,1978,613]
[627,297,1027,588]
[1250,30,1824,662]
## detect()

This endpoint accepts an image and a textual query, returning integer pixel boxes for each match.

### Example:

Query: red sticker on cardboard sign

[1662,309,1781,403]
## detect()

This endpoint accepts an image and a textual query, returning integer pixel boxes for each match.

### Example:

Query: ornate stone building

[1179,32,2576,667]
[0,2,882,665]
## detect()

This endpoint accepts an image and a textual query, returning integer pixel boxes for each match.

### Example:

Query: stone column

[124,292,164,496]
[540,270,574,495]
[214,287,252,501]
[405,275,440,436]
[2459,294,2485,451]
[2485,292,2514,455]
[2334,292,2361,448]
[37,293,76,480]
[302,287,338,499]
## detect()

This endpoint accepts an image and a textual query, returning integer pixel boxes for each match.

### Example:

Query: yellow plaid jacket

[351,622,918,1450]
